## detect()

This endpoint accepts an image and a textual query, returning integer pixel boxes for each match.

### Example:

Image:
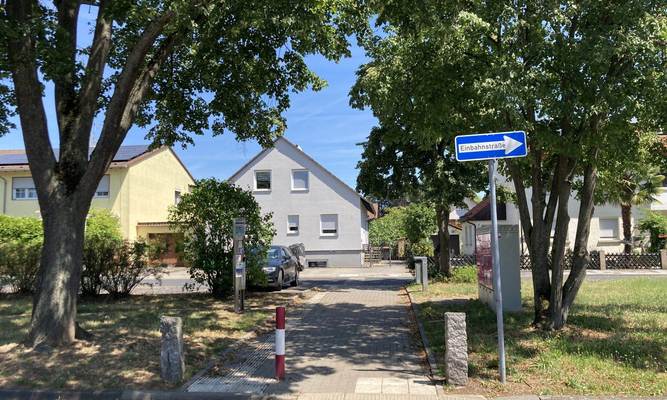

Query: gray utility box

[476,224,521,312]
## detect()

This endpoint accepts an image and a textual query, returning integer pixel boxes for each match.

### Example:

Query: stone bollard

[599,250,606,271]
[444,312,468,386]
[160,316,185,384]
[661,249,667,270]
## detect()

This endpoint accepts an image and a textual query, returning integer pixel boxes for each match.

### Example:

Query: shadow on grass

[0,290,299,390]
[419,296,666,377]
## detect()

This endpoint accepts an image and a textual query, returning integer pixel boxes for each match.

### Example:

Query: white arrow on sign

[457,135,523,155]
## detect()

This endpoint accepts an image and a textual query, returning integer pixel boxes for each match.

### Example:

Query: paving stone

[187,264,430,395]
[355,378,382,394]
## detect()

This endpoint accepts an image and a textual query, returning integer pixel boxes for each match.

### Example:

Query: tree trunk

[556,162,597,328]
[621,203,632,254]
[547,157,575,329]
[508,157,552,326]
[28,198,88,347]
[436,205,451,277]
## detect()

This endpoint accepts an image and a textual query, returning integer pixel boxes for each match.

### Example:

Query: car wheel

[290,270,299,287]
[275,270,283,291]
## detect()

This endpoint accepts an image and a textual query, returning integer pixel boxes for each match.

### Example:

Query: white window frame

[175,190,182,205]
[599,218,619,239]
[254,170,272,191]
[320,214,338,236]
[94,175,110,198]
[291,169,309,191]
[12,177,37,200]
[287,215,299,235]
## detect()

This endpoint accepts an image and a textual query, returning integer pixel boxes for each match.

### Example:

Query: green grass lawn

[0,291,303,390]
[408,277,667,396]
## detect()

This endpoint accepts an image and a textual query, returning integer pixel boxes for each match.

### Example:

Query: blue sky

[0,25,377,188]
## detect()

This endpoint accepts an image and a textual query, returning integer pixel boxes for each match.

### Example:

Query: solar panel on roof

[0,145,151,166]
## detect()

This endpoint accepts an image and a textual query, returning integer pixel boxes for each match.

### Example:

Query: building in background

[0,145,195,265]
[229,137,374,267]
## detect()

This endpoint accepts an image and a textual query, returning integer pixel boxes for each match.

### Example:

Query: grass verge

[0,290,304,390]
[408,277,667,396]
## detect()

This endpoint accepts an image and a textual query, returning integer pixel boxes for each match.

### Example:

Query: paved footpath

[187,264,440,398]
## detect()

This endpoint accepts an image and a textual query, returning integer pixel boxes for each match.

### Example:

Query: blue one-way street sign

[455,131,527,161]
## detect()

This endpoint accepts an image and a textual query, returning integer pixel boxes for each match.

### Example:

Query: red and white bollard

[275,306,286,380]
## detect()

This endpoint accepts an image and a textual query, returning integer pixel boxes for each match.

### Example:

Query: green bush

[369,207,407,246]
[408,237,434,257]
[81,209,123,296]
[0,239,41,293]
[169,179,275,297]
[100,240,165,298]
[450,265,478,283]
[638,211,667,252]
[0,215,43,294]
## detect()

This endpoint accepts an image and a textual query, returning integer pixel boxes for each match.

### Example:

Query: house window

[254,170,271,190]
[599,218,619,239]
[12,177,37,200]
[287,215,299,234]
[320,214,338,236]
[291,170,309,191]
[175,190,182,205]
[94,175,110,197]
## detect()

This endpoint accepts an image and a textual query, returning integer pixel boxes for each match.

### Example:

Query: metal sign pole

[488,159,506,383]
[233,218,247,314]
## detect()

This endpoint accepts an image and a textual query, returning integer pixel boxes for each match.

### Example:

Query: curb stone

[181,288,313,391]
[403,286,446,383]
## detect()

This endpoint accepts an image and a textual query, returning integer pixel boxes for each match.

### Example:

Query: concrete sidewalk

[187,265,436,396]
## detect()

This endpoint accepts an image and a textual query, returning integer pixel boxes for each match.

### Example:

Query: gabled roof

[460,197,507,222]
[0,145,150,166]
[228,136,374,214]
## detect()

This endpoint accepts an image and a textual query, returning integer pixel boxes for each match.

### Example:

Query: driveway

[186,263,438,397]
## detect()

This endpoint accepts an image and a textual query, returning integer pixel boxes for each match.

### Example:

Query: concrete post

[444,312,468,386]
[160,316,185,384]
[660,249,667,270]
[599,250,606,271]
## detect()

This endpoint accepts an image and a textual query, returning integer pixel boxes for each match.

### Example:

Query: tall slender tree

[0,0,369,347]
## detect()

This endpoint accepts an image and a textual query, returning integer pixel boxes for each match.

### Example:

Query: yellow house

[0,145,195,262]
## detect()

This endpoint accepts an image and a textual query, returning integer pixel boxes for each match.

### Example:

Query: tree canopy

[354,0,666,328]
[0,0,370,347]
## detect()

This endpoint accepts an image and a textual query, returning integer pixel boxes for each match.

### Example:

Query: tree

[355,127,485,276]
[169,178,274,298]
[0,0,369,347]
[353,1,665,328]
[595,134,665,253]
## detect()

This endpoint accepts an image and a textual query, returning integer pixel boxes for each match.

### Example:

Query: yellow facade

[0,147,194,240]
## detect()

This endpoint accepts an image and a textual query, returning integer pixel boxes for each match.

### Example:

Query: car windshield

[267,247,282,259]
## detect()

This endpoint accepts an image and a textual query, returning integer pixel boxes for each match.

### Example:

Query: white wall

[230,138,367,266]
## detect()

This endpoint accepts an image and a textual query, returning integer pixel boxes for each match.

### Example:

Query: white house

[460,180,657,256]
[228,137,375,267]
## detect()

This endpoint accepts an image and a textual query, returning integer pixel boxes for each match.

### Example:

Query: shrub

[0,239,41,293]
[100,240,165,298]
[81,209,123,296]
[450,265,477,283]
[369,207,407,246]
[408,237,434,258]
[638,211,667,252]
[0,215,42,294]
[169,179,275,297]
